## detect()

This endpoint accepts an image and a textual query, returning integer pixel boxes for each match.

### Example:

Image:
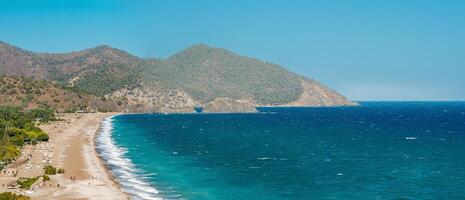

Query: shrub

[7,128,26,137]
[16,175,50,189]
[41,175,50,181]
[36,132,49,141]
[10,135,25,147]
[0,145,20,163]
[0,192,30,200]
[17,177,38,189]
[44,165,64,175]
[57,168,65,174]
[27,108,56,123]
[24,130,48,142]
[43,165,57,175]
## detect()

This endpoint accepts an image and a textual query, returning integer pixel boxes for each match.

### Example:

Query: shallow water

[99,102,465,199]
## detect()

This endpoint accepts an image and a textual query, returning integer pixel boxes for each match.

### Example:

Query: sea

[95,102,465,200]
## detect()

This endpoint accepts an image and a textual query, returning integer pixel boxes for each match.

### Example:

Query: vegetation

[28,108,56,123]
[42,174,50,181]
[71,64,140,96]
[0,192,30,200]
[143,44,303,104]
[57,168,65,174]
[44,165,65,175]
[0,76,121,112]
[0,106,52,168]
[16,175,50,189]
[16,177,39,189]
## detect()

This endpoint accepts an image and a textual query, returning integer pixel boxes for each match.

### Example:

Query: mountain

[0,41,356,113]
[142,44,356,106]
[0,41,142,96]
[142,44,303,104]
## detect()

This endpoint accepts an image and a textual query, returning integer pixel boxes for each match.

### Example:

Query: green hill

[0,76,121,112]
[0,42,142,96]
[142,44,303,104]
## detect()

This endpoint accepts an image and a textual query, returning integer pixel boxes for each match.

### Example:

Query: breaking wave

[95,116,163,200]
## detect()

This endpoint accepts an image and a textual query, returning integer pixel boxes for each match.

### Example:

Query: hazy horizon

[1,0,464,101]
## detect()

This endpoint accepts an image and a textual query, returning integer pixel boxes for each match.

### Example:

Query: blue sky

[1,0,464,100]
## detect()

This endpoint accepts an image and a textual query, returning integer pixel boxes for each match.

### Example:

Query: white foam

[256,157,278,161]
[405,137,417,140]
[95,116,164,200]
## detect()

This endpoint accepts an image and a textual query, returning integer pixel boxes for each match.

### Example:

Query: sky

[0,0,464,101]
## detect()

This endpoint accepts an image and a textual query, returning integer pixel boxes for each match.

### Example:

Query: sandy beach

[0,113,129,200]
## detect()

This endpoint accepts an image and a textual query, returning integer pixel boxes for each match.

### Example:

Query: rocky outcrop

[203,98,257,113]
[106,84,199,113]
[105,78,357,113]
[279,79,358,107]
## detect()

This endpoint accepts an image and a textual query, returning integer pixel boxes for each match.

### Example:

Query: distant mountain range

[0,41,356,112]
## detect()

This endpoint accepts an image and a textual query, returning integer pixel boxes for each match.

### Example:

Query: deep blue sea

[96,102,465,200]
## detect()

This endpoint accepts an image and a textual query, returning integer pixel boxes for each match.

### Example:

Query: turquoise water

[98,102,465,199]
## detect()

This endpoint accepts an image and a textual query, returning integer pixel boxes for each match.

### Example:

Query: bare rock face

[280,79,358,107]
[106,84,199,113]
[203,98,257,113]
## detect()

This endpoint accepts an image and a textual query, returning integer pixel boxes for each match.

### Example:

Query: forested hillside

[142,44,303,104]
[0,76,121,112]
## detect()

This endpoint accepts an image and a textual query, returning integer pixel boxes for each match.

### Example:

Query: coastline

[95,115,162,200]
[93,115,128,196]
[9,113,129,199]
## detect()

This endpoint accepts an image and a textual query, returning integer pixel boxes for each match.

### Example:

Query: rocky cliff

[105,83,199,113]
[279,79,358,107]
[203,98,257,113]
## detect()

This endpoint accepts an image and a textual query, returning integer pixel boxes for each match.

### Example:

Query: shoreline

[92,115,128,197]
[36,112,129,199]
[95,115,162,199]
[38,112,129,199]
[0,113,130,199]
[91,114,130,199]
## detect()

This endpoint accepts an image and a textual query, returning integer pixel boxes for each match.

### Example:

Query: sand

[0,113,129,200]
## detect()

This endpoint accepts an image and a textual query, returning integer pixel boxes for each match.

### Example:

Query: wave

[95,116,163,200]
